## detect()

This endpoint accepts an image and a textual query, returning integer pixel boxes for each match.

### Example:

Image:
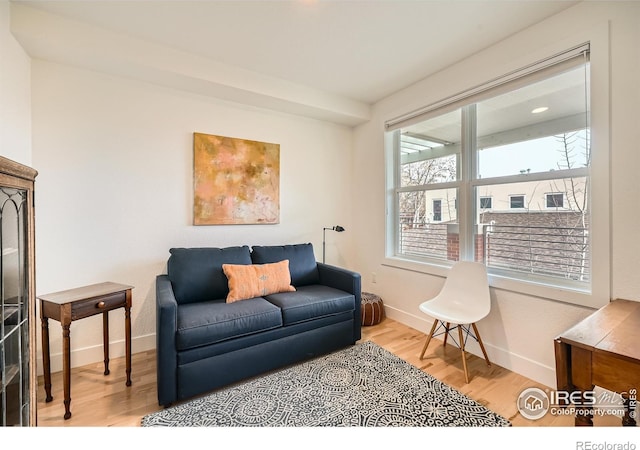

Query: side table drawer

[71,291,126,320]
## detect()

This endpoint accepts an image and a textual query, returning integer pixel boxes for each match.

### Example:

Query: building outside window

[386,44,591,292]
[509,195,525,209]
[432,199,442,221]
[546,193,565,208]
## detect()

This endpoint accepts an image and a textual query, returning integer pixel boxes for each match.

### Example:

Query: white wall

[352,1,640,387]
[0,0,31,164]
[23,1,640,388]
[31,61,355,373]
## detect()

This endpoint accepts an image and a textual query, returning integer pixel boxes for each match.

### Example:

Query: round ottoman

[361,292,385,326]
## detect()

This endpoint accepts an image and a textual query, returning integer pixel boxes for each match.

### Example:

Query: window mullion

[459,105,475,261]
[471,166,590,188]
[396,181,462,193]
[392,130,402,256]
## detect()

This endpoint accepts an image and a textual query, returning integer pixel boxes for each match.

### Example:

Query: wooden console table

[554,299,639,426]
[39,282,133,420]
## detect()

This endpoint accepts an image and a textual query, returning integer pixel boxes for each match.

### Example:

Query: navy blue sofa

[155,243,361,406]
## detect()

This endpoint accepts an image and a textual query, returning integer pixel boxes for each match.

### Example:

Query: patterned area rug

[141,341,511,427]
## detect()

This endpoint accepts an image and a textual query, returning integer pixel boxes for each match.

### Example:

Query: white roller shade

[385,43,590,131]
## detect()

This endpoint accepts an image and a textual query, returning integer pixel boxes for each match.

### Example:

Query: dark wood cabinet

[0,156,37,426]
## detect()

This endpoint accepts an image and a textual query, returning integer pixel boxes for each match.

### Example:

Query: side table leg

[570,346,593,426]
[103,311,110,375]
[41,316,53,402]
[125,302,132,387]
[62,323,72,420]
[574,390,594,426]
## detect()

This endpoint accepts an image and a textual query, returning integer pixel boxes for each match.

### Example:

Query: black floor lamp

[322,225,345,264]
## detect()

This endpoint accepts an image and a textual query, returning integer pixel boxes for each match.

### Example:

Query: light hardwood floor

[35,317,622,427]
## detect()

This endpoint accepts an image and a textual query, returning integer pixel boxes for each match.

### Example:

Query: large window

[386,45,592,292]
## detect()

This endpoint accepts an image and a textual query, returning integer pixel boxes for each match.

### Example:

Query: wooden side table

[555,299,640,426]
[38,282,133,420]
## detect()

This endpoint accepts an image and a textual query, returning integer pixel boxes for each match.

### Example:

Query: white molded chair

[418,261,491,383]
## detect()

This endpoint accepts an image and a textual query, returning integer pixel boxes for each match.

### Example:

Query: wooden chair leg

[458,324,470,383]
[443,322,450,347]
[472,323,491,367]
[420,319,439,359]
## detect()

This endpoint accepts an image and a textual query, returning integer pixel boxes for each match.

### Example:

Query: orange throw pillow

[222,259,296,303]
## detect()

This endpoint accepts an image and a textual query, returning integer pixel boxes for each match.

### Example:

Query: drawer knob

[97,301,106,309]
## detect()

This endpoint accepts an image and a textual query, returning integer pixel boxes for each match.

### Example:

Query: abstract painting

[193,133,280,225]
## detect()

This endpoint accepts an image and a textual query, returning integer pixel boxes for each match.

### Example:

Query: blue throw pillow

[250,243,320,287]
[167,246,252,304]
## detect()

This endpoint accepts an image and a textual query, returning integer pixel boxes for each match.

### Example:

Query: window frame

[383,33,610,309]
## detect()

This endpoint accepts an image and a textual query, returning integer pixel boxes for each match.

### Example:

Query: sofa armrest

[317,263,362,342]
[156,274,178,406]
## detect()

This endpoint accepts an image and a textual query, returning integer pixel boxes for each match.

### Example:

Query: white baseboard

[383,305,557,388]
[35,333,156,376]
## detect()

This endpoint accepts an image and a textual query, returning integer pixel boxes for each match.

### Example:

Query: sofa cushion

[251,243,319,286]
[168,246,252,304]
[176,297,283,350]
[223,260,296,303]
[264,284,355,326]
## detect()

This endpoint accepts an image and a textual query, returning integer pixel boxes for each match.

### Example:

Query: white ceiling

[10,0,581,125]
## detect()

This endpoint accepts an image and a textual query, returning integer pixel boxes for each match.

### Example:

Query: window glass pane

[400,109,461,187]
[510,196,525,209]
[398,188,458,261]
[400,153,456,187]
[479,197,492,209]
[432,200,442,222]
[477,178,589,282]
[546,193,564,208]
[477,65,589,179]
